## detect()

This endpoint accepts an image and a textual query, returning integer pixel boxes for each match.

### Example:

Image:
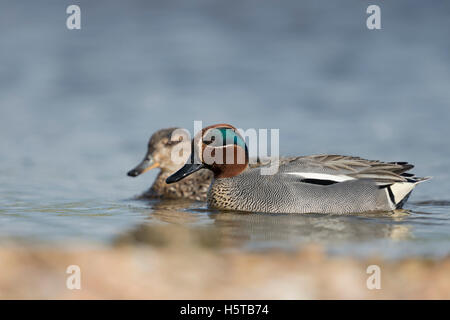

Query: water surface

[0,0,449,259]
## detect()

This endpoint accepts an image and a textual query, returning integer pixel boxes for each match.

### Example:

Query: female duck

[127,128,213,201]
[166,124,429,214]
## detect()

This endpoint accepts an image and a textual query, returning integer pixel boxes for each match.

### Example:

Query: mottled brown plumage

[138,167,213,201]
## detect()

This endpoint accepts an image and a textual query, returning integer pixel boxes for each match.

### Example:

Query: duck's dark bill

[166,163,204,184]
[127,157,159,177]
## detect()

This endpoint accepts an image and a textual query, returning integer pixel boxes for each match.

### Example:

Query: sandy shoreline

[1,227,449,299]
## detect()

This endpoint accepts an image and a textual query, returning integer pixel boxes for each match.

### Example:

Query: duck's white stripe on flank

[384,188,396,210]
[285,172,355,182]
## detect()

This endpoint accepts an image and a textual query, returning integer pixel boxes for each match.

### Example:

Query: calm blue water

[0,0,449,258]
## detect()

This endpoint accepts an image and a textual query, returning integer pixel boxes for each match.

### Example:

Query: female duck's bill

[127,155,159,177]
[166,124,249,184]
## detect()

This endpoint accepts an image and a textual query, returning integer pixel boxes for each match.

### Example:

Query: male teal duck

[166,124,430,214]
[127,128,213,201]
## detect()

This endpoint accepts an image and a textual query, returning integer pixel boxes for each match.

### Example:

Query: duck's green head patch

[215,127,246,150]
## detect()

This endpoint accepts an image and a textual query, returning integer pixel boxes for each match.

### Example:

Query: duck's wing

[280,154,428,185]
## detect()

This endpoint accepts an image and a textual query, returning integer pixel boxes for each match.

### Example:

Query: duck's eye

[166,135,184,146]
[204,135,216,145]
[166,139,180,146]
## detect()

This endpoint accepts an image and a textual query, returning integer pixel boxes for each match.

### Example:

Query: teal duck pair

[127,127,281,201]
[130,124,429,214]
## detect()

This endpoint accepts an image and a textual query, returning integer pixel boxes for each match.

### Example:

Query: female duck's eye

[166,136,184,146]
[164,138,177,146]
[166,140,179,146]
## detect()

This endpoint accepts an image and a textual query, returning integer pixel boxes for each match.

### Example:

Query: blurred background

[0,0,449,258]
